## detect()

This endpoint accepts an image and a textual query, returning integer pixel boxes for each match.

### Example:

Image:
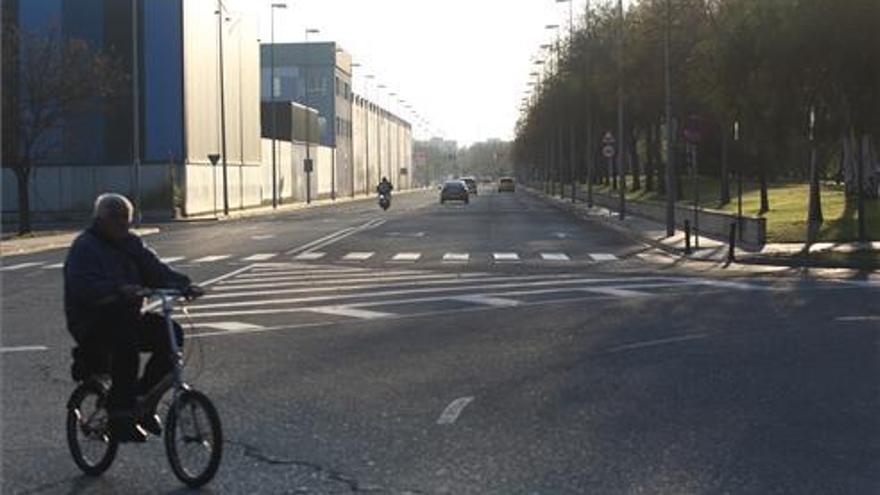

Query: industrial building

[2,0,414,224]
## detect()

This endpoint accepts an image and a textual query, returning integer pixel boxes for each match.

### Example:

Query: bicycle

[66,288,223,488]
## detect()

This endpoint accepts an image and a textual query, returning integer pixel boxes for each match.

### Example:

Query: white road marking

[493,252,520,263]
[160,257,186,264]
[342,252,375,261]
[453,295,521,307]
[605,334,710,354]
[286,218,386,256]
[391,252,422,262]
[294,252,327,261]
[214,272,488,292]
[552,232,571,239]
[0,345,49,353]
[589,254,619,262]
[540,253,571,261]
[200,321,265,332]
[835,316,880,322]
[186,277,684,312]
[43,262,65,269]
[437,397,475,425]
[1,262,44,272]
[443,253,470,263]
[191,255,231,263]
[242,253,278,262]
[307,306,394,320]
[251,234,276,240]
[582,287,651,298]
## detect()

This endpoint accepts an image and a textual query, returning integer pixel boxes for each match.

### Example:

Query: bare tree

[2,25,126,234]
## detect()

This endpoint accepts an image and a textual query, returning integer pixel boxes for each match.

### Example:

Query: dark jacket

[63,226,191,342]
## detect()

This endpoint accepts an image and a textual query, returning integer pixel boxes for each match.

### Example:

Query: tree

[2,25,125,234]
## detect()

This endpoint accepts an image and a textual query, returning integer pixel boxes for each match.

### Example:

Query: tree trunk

[719,124,731,205]
[645,125,655,192]
[759,166,769,214]
[806,139,823,243]
[15,168,32,235]
[630,128,641,191]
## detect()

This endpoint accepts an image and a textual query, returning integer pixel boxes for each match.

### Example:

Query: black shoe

[110,416,148,443]
[139,413,162,436]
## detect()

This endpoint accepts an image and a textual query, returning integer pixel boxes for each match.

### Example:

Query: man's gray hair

[92,193,134,221]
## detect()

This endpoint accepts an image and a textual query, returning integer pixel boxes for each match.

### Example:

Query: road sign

[207,154,220,166]
[602,145,615,158]
[602,131,615,145]
[303,158,314,173]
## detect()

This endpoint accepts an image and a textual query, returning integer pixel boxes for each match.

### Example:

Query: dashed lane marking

[43,263,64,269]
[191,255,231,263]
[0,345,49,353]
[442,253,470,263]
[540,253,571,261]
[605,334,710,354]
[493,252,520,263]
[160,257,186,264]
[200,321,266,332]
[589,254,619,262]
[1,262,44,272]
[391,252,422,263]
[242,253,278,262]
[306,306,395,320]
[437,397,475,425]
[452,295,522,307]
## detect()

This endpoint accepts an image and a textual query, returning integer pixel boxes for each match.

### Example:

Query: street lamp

[303,28,320,204]
[216,0,230,216]
[269,2,287,209]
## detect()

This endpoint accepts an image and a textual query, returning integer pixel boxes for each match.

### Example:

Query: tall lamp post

[545,24,561,197]
[269,2,287,209]
[663,0,675,235]
[216,0,230,216]
[304,28,320,204]
[364,74,375,194]
[131,0,142,225]
[616,0,626,220]
[556,0,576,203]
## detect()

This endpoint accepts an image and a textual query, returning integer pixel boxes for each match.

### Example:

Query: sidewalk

[1,188,429,257]
[1,227,161,257]
[530,186,879,270]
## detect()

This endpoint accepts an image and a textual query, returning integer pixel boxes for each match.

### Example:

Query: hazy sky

[257,0,597,145]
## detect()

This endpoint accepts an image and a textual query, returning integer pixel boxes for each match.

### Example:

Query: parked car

[459,177,478,195]
[441,180,470,204]
[498,177,516,192]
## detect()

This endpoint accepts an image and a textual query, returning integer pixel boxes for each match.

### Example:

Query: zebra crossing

[0,250,626,275]
[176,262,753,336]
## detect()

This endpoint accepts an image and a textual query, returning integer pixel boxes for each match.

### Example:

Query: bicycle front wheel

[66,380,118,476]
[164,389,223,488]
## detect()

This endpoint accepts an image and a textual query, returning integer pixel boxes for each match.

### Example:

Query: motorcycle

[378,193,391,211]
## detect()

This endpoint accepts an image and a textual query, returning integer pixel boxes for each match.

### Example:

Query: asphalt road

[2,187,878,494]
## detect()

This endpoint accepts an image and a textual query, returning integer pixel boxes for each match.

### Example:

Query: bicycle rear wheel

[66,380,118,475]
[164,389,223,487]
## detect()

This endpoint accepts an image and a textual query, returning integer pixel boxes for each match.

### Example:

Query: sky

[256,0,598,146]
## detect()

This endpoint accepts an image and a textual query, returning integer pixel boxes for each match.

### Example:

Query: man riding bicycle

[64,193,202,443]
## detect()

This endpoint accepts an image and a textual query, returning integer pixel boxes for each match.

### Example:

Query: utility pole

[664,0,675,236]
[132,0,142,225]
[616,0,626,220]
[217,1,229,216]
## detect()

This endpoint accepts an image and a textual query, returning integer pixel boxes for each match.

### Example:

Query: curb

[1,227,161,258]
[524,186,878,271]
[181,187,431,223]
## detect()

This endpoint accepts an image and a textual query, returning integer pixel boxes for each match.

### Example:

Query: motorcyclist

[64,193,202,443]
[376,177,394,197]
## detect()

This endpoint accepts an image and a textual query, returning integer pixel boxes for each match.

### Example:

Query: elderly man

[64,193,202,442]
